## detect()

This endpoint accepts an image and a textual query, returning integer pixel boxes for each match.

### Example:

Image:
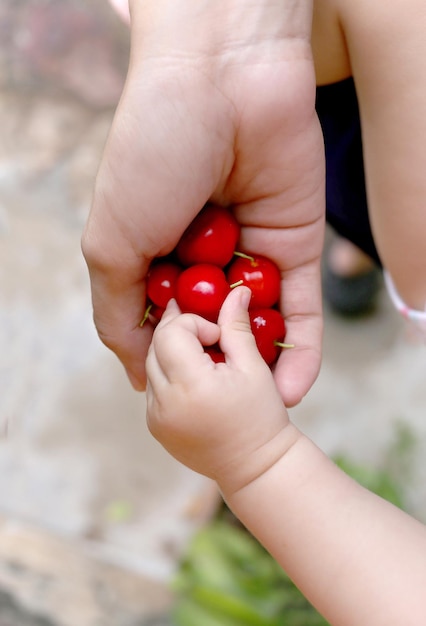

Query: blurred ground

[0,1,425,625]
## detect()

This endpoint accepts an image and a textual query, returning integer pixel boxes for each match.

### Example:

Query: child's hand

[146,286,292,495]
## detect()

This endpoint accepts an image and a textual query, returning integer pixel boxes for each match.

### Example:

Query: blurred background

[0,1,425,624]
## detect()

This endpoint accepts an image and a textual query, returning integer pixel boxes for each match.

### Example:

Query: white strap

[383,270,426,338]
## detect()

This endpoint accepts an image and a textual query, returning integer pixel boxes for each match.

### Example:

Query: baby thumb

[217,286,261,367]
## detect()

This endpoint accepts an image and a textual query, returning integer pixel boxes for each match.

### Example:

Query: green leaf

[188,584,281,626]
[173,521,326,625]
[173,598,228,626]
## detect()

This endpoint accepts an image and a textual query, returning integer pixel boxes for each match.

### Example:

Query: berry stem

[233,251,255,262]
[274,340,295,349]
[139,304,152,328]
[230,279,244,289]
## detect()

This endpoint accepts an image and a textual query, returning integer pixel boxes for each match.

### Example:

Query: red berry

[204,345,226,363]
[176,264,230,322]
[176,204,240,267]
[249,308,287,365]
[148,303,165,324]
[227,254,281,309]
[147,261,182,308]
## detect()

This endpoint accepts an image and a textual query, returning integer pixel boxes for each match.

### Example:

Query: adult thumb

[217,286,263,368]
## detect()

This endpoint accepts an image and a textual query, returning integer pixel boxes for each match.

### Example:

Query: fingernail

[240,286,251,311]
[165,298,180,313]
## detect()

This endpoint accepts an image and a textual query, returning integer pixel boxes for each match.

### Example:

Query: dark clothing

[316,77,382,266]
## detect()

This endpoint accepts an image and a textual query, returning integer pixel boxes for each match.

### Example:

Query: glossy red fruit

[147,261,182,308]
[148,303,165,324]
[204,345,226,363]
[227,254,281,309]
[249,308,287,365]
[176,264,230,322]
[176,204,240,267]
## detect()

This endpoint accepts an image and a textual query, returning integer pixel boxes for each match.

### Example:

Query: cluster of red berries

[144,204,293,365]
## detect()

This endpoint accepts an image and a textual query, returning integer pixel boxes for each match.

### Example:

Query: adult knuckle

[96,327,121,353]
[81,227,111,272]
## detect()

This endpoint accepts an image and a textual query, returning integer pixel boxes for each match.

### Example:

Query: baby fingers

[147,299,220,385]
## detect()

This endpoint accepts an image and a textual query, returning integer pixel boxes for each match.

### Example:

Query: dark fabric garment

[316,77,382,266]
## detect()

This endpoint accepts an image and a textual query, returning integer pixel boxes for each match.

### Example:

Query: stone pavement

[1,1,425,625]
[0,2,213,624]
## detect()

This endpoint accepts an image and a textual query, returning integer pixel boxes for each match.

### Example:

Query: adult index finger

[81,213,153,390]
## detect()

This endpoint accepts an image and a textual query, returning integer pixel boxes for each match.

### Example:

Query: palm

[84,32,324,406]
[216,60,325,404]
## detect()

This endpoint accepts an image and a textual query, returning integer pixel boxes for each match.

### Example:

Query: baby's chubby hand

[146,287,296,496]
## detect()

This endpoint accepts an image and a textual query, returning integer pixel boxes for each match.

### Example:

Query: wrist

[217,422,302,499]
[128,0,314,60]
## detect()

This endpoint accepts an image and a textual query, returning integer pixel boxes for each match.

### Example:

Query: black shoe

[323,265,382,316]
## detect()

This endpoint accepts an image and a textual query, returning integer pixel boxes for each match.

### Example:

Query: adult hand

[82,0,325,406]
